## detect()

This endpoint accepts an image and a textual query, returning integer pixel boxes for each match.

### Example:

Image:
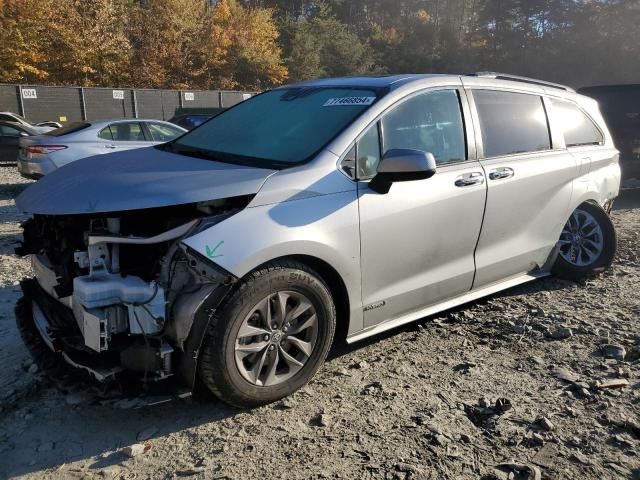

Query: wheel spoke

[286,336,313,357]
[286,299,312,322]
[579,247,595,264]
[569,213,580,232]
[288,313,317,335]
[248,347,270,384]
[583,239,601,253]
[236,340,269,355]
[274,291,289,327]
[279,345,304,368]
[254,296,272,330]
[581,222,597,236]
[237,323,270,340]
[263,349,280,386]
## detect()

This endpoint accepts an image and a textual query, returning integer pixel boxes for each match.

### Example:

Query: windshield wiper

[160,142,293,170]
[162,143,223,161]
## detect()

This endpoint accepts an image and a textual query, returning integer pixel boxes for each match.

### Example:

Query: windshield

[169,87,381,167]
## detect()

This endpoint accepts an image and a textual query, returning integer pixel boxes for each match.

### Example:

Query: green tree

[281,4,376,82]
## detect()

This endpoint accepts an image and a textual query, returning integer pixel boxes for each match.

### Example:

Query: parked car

[15,74,620,408]
[578,84,640,180]
[0,121,38,163]
[169,108,227,130]
[17,119,186,178]
[0,112,60,133]
[169,114,214,130]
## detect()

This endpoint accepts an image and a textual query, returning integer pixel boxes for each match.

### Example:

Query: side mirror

[19,131,29,137]
[369,149,437,194]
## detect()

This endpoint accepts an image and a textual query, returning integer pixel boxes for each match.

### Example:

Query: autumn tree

[51,0,132,86]
[0,0,55,83]
[127,0,210,89]
[2,0,640,90]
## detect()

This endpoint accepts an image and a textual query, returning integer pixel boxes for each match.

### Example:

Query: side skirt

[346,272,547,344]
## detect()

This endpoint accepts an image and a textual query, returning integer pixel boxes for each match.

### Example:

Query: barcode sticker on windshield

[323,97,376,107]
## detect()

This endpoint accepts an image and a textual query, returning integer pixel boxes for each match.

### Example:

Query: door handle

[455,172,485,187]
[104,144,117,149]
[488,167,514,181]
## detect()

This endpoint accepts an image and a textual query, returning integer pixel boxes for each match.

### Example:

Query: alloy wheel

[558,209,604,267]
[234,291,319,387]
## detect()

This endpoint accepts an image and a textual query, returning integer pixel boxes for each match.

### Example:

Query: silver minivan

[15,74,620,407]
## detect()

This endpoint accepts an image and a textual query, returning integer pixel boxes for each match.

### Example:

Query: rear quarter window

[551,99,604,148]
[474,90,551,158]
[98,126,113,140]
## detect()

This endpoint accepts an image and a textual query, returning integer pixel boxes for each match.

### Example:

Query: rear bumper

[17,157,56,179]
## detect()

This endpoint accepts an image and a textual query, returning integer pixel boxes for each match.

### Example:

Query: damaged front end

[15,198,248,391]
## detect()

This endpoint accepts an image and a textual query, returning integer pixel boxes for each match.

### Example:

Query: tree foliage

[1,0,638,89]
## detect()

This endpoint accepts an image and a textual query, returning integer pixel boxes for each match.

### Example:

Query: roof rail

[469,72,575,92]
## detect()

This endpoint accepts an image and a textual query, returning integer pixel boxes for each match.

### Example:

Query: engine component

[73,273,161,309]
[73,273,166,339]
[120,342,174,379]
[128,298,165,335]
[71,302,128,352]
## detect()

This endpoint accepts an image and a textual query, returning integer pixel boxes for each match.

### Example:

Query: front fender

[182,190,364,334]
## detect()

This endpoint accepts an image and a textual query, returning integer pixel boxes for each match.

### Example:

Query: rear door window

[551,99,603,147]
[474,90,551,158]
[109,122,146,142]
[147,123,184,142]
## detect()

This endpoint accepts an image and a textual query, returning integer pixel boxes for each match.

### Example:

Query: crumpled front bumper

[17,279,123,382]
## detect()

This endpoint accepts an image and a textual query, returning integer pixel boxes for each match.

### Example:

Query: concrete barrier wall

[0,84,256,123]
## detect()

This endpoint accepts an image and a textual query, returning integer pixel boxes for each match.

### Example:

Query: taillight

[26,145,68,155]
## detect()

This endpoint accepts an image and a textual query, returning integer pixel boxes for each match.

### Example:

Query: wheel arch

[253,254,352,345]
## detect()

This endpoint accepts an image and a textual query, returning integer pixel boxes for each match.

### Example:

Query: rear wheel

[552,203,617,281]
[198,260,336,408]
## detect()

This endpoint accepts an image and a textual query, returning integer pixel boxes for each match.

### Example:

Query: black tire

[198,260,336,408]
[15,297,67,376]
[552,202,617,281]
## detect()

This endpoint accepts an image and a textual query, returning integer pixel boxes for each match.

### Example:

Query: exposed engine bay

[15,197,250,388]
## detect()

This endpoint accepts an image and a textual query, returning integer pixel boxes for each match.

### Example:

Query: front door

[357,88,487,328]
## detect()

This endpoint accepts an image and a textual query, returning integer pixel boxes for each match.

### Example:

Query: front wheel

[552,202,617,281]
[198,261,336,408]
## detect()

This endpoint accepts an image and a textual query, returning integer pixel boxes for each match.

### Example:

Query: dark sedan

[0,121,37,163]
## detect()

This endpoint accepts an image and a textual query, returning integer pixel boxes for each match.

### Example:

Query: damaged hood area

[16,147,276,215]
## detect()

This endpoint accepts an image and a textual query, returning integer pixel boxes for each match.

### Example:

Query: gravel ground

[0,164,638,480]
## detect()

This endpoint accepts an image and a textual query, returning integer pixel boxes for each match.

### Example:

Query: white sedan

[17,119,186,178]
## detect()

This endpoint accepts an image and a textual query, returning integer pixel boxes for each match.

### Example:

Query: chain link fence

[0,84,256,124]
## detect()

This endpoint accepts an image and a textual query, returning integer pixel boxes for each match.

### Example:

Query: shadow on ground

[615,187,640,210]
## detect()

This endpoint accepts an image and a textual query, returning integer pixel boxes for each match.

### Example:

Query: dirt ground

[0,164,638,480]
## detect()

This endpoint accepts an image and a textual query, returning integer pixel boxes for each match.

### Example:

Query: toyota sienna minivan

[15,73,620,407]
